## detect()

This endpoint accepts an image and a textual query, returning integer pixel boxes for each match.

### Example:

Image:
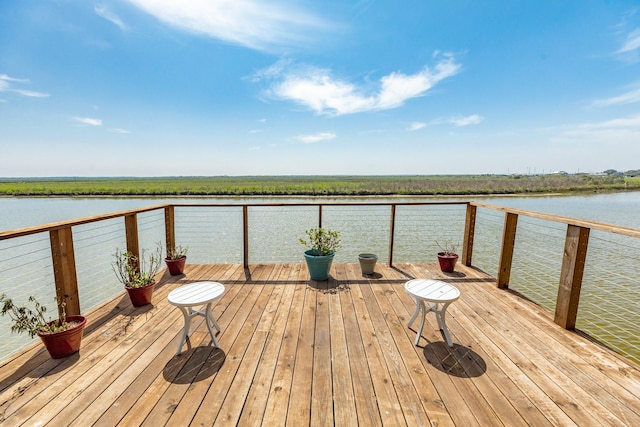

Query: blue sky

[1,1,640,177]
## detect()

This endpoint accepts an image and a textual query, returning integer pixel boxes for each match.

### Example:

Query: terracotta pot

[125,281,156,307]
[37,315,87,359]
[437,253,458,273]
[165,256,187,275]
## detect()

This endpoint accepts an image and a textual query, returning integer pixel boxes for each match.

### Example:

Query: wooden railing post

[555,225,590,330]
[388,204,396,267]
[50,226,81,316]
[497,212,518,289]
[165,205,175,255]
[462,204,476,266]
[124,213,140,272]
[318,204,323,228]
[243,205,249,268]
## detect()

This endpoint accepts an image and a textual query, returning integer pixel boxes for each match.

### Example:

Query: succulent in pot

[165,244,188,275]
[436,241,459,273]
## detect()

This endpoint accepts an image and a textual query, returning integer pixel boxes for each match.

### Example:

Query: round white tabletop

[168,281,225,354]
[404,279,460,303]
[168,281,225,307]
[404,279,460,347]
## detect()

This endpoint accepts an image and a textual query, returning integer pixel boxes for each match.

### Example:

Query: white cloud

[0,74,50,98]
[296,132,336,144]
[73,117,103,126]
[591,87,640,107]
[570,115,640,131]
[450,114,483,126]
[95,5,128,31]
[555,114,640,143]
[407,122,426,131]
[0,74,27,85]
[263,54,461,115]
[13,89,50,98]
[125,0,332,52]
[617,28,640,53]
[109,127,130,134]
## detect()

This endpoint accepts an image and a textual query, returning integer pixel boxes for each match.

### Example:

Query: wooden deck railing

[1,201,639,355]
[469,201,640,331]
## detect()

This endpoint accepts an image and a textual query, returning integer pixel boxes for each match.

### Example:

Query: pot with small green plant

[299,227,341,281]
[113,244,162,307]
[165,245,188,276]
[436,241,459,273]
[0,294,86,359]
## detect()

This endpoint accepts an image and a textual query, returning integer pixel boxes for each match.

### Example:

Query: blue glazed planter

[303,250,335,281]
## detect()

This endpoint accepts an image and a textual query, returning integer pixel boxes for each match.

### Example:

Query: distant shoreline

[0,175,638,197]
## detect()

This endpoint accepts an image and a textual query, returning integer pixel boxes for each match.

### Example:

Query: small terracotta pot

[125,281,156,307]
[38,315,87,359]
[165,256,187,275]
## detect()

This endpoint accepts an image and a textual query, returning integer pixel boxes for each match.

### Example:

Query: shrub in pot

[0,294,86,359]
[112,244,162,307]
[299,227,341,281]
[165,245,188,275]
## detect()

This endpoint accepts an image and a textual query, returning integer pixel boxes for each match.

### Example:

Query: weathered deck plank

[0,262,639,426]
[260,264,306,426]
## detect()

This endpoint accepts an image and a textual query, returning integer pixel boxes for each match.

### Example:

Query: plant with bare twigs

[112,243,162,288]
[436,241,458,256]
[0,294,79,337]
[166,244,188,260]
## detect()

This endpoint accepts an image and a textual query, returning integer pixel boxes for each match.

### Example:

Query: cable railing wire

[1,201,639,364]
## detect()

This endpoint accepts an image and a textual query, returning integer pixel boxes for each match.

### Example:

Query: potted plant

[112,244,162,307]
[165,244,188,275]
[299,227,341,281]
[0,294,86,359]
[436,241,459,273]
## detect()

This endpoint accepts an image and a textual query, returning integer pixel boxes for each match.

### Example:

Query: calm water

[1,192,639,362]
[3,192,640,230]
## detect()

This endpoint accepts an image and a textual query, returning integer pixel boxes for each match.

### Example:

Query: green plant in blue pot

[299,227,341,281]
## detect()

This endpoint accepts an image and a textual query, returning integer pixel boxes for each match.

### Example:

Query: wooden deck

[1,262,639,426]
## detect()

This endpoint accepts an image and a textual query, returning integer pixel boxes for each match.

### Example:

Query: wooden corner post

[243,205,249,268]
[50,226,81,316]
[497,212,518,289]
[388,204,396,267]
[461,204,476,266]
[165,205,175,255]
[124,213,140,273]
[555,225,590,330]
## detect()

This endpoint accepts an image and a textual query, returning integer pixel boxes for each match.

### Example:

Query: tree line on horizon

[0,174,637,196]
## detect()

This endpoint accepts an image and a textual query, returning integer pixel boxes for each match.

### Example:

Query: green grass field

[0,174,637,196]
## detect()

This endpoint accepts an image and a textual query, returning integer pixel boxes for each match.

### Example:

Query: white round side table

[168,281,225,354]
[404,279,460,347]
